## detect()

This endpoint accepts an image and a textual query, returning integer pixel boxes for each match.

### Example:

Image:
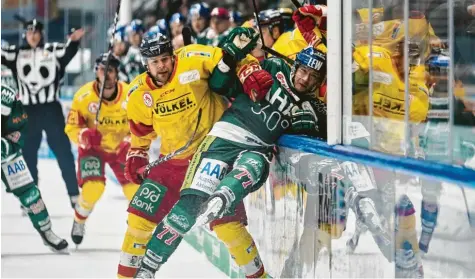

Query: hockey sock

[395,195,419,253]
[419,200,438,253]
[213,221,266,278]
[143,195,205,268]
[15,186,52,232]
[221,150,269,212]
[118,214,157,278]
[74,181,105,223]
[122,183,140,202]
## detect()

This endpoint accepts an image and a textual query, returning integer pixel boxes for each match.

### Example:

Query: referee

[1,19,84,208]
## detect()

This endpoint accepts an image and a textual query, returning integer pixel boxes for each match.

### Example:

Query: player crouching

[64,54,139,246]
[2,84,69,252]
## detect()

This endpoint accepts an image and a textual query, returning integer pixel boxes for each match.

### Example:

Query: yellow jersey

[126,44,256,159]
[352,45,429,155]
[65,81,130,153]
[272,27,327,61]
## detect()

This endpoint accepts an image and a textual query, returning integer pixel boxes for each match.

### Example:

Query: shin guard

[118,214,157,278]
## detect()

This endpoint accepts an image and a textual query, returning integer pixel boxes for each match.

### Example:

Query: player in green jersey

[1,84,69,252]
[134,46,327,278]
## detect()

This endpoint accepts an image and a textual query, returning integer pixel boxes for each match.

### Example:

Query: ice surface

[1,159,227,278]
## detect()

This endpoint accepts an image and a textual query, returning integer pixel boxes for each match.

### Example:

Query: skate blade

[48,246,71,255]
[193,198,224,230]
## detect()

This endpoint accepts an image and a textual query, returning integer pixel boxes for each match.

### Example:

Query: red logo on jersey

[88,102,99,114]
[143,92,153,107]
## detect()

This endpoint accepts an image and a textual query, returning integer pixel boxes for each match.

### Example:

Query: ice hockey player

[1,84,69,252]
[273,4,327,61]
[352,15,433,278]
[250,9,286,61]
[134,46,328,278]
[117,28,270,278]
[64,53,138,246]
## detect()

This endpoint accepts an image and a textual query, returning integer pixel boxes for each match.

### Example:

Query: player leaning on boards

[64,54,139,246]
[1,84,69,252]
[117,28,272,278]
[134,46,328,278]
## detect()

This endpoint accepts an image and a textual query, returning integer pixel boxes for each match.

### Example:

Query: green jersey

[208,57,327,147]
[1,65,17,91]
[1,85,27,162]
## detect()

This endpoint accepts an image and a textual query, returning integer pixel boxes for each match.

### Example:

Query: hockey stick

[251,0,296,65]
[261,45,295,66]
[139,108,203,178]
[251,0,267,60]
[460,186,474,227]
[94,0,122,127]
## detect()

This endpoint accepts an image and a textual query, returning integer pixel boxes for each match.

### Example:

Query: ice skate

[395,241,424,278]
[134,267,156,279]
[71,220,85,247]
[40,229,69,253]
[195,192,228,228]
[134,250,162,278]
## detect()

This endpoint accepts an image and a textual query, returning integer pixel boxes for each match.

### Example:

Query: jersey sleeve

[64,90,88,145]
[1,85,17,116]
[1,45,18,71]
[46,39,80,68]
[260,57,288,74]
[126,83,157,150]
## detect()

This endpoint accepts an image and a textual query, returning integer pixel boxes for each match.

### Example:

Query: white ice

[1,159,227,278]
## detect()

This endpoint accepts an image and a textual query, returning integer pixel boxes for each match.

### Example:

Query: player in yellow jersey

[272,4,328,101]
[249,9,286,61]
[273,4,327,60]
[64,53,138,246]
[351,16,434,277]
[118,29,274,278]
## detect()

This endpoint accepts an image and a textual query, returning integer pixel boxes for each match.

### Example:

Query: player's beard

[154,71,170,84]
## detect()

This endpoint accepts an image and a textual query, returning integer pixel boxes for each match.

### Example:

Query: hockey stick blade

[141,108,203,178]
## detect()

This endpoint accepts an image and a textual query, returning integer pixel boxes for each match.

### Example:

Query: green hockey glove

[221,27,259,61]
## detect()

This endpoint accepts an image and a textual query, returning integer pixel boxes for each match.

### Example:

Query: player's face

[96,65,118,95]
[210,17,230,34]
[26,30,42,48]
[293,65,322,94]
[147,53,174,84]
[191,16,207,33]
[261,26,275,48]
